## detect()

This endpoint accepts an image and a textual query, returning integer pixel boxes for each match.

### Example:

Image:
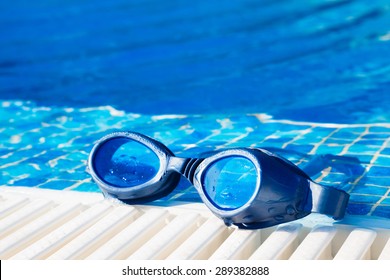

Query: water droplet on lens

[221,190,234,200]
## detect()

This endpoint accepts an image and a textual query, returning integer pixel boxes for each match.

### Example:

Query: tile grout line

[346,134,390,194]
[366,136,390,215]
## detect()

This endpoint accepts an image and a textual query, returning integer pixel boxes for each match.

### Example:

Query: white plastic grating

[1,187,390,260]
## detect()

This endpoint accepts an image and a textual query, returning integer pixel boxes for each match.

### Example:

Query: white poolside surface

[1,187,390,260]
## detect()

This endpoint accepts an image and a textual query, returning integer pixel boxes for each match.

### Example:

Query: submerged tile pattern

[1,101,389,218]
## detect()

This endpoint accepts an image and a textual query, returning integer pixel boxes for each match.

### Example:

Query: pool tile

[1,101,390,219]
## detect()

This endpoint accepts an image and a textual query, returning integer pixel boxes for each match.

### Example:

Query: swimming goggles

[87,131,349,229]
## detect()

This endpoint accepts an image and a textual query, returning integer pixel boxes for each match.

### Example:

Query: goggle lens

[93,137,160,187]
[202,156,258,210]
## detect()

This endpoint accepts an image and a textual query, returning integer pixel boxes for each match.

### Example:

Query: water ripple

[0,0,389,123]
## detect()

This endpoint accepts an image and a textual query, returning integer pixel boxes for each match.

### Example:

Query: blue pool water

[1,0,390,219]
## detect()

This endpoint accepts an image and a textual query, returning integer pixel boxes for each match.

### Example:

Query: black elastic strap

[310,181,350,220]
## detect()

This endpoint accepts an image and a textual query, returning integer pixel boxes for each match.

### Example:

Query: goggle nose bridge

[167,156,205,184]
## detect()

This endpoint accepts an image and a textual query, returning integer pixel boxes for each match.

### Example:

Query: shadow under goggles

[87,131,349,229]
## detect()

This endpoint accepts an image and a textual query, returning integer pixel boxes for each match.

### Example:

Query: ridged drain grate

[1,187,390,260]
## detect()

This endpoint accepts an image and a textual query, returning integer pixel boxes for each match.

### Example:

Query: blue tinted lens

[93,137,160,187]
[202,156,258,210]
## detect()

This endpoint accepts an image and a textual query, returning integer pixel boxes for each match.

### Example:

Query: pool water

[1,0,390,219]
